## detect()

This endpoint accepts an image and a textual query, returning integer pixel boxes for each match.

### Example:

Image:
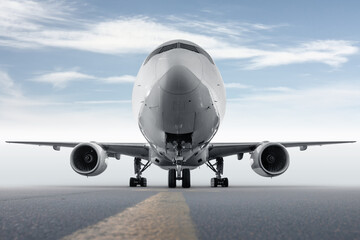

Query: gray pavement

[183,186,360,240]
[0,186,157,240]
[0,186,359,240]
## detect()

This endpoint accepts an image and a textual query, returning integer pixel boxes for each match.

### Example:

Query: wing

[6,141,150,160]
[6,140,355,160]
[208,141,356,160]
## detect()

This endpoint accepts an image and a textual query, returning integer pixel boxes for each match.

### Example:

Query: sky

[0,0,359,187]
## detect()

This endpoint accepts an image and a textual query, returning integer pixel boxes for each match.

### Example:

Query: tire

[168,169,176,188]
[211,178,217,187]
[140,178,147,187]
[129,177,137,187]
[222,178,229,187]
[182,169,191,188]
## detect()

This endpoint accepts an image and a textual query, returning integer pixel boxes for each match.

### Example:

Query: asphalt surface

[1,186,360,240]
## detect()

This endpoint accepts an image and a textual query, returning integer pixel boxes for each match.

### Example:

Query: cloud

[74,100,131,105]
[0,0,73,49]
[0,70,132,109]
[225,83,252,89]
[228,84,360,110]
[263,87,293,92]
[167,16,285,39]
[248,23,282,30]
[31,71,95,88]
[0,0,71,29]
[0,1,219,54]
[102,75,136,84]
[210,40,358,69]
[0,1,358,69]
[250,40,358,69]
[31,71,136,88]
[0,70,22,97]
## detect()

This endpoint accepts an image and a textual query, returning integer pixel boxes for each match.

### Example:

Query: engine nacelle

[251,142,290,177]
[70,142,108,176]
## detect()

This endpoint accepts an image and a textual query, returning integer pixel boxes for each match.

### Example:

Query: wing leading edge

[6,141,150,160]
[208,141,356,160]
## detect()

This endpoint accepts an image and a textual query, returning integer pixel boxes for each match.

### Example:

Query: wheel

[168,169,176,188]
[222,178,229,187]
[211,178,218,187]
[182,169,191,188]
[129,177,137,187]
[140,177,147,187]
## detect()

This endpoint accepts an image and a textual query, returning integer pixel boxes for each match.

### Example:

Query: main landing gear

[168,168,191,188]
[129,157,151,187]
[206,157,229,187]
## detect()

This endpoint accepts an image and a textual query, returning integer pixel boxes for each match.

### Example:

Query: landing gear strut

[129,157,151,187]
[206,157,229,187]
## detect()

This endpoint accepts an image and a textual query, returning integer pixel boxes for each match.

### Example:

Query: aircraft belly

[149,146,208,170]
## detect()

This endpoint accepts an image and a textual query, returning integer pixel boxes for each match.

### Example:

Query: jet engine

[70,142,108,176]
[251,142,290,177]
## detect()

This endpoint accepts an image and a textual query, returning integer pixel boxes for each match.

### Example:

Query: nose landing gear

[168,168,191,188]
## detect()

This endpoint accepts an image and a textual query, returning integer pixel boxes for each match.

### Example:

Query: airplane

[7,39,355,188]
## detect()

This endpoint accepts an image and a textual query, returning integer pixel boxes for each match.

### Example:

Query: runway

[1,186,359,240]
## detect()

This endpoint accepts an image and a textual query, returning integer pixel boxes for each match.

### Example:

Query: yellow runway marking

[62,192,198,240]
[131,188,170,192]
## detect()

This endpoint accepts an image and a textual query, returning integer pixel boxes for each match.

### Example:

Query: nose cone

[159,65,200,95]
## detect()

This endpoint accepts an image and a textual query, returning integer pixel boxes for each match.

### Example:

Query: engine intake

[70,142,108,176]
[251,142,290,177]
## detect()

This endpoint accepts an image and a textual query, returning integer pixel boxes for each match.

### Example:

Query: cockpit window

[144,42,214,65]
[144,47,161,65]
[197,47,214,64]
[179,43,199,53]
[159,43,178,53]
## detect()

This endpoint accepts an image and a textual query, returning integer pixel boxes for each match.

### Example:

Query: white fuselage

[132,40,226,169]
